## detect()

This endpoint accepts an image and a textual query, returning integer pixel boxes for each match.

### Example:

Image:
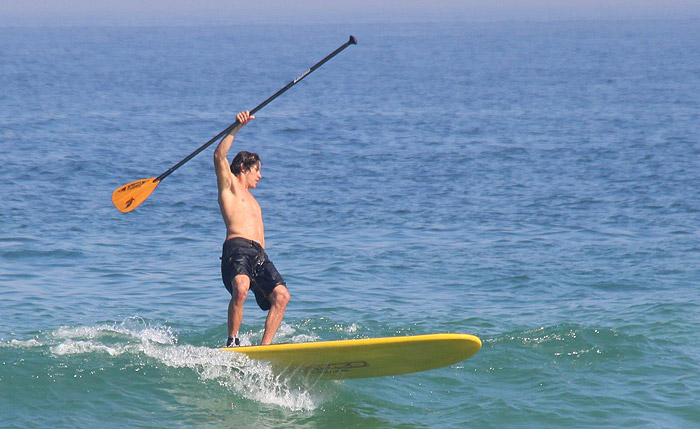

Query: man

[215,110,290,347]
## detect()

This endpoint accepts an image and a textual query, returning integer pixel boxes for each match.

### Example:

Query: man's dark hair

[230,151,261,175]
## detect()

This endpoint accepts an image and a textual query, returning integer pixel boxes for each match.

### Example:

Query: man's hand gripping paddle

[112,36,357,213]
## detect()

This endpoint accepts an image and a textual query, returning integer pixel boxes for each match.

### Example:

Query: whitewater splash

[5,317,324,411]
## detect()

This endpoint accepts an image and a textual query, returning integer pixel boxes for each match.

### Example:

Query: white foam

[273,322,297,339]
[1,338,41,348]
[51,339,122,356]
[45,318,323,411]
[291,334,320,343]
[333,323,359,333]
[138,342,319,410]
[268,322,321,344]
[53,317,176,345]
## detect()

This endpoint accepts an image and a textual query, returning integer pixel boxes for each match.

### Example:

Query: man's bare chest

[233,190,261,215]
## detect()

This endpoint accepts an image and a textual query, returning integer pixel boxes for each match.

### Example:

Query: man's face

[244,163,262,189]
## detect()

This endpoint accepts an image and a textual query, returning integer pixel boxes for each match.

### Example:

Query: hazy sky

[2,0,699,26]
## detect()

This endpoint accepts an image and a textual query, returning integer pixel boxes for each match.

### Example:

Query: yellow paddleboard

[222,333,481,379]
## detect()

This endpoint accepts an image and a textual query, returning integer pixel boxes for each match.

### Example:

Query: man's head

[231,151,262,188]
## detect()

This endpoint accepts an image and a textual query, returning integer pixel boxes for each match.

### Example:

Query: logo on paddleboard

[303,360,368,373]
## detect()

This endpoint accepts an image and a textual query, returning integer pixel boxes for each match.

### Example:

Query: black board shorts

[221,237,286,311]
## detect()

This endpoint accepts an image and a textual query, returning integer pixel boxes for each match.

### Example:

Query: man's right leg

[228,274,250,340]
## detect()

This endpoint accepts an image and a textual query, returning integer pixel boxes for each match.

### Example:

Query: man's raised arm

[214,111,255,189]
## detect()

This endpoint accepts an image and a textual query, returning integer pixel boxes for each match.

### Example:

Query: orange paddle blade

[112,177,160,213]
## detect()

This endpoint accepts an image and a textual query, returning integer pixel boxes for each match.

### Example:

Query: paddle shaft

[155,35,357,182]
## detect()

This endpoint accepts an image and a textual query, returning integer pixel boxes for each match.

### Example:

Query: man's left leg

[261,284,290,345]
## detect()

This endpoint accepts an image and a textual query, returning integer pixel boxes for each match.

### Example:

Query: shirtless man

[215,110,290,347]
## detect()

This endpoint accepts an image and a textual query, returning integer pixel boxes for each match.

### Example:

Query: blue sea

[1,20,699,427]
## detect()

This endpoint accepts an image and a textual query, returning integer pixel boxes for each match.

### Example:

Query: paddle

[112,35,357,213]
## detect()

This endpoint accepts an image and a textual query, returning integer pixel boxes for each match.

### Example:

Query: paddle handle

[156,35,357,182]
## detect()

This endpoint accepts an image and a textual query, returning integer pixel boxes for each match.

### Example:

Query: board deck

[221,333,481,379]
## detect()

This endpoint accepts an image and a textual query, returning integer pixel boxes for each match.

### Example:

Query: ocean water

[1,20,699,427]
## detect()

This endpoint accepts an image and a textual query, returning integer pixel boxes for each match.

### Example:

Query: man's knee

[270,285,290,307]
[233,275,250,299]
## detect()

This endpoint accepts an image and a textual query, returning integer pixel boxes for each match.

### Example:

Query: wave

[0,249,84,259]
[3,317,328,411]
[486,323,633,361]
